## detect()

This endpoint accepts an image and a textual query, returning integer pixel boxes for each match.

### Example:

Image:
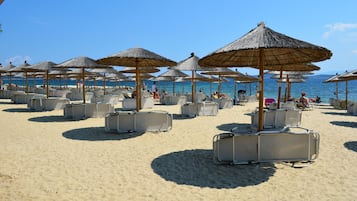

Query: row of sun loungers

[213,126,320,165]
[105,110,172,133]
[181,102,219,117]
[64,103,114,120]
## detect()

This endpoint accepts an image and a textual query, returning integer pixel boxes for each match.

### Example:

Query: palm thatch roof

[199,22,332,68]
[97,48,176,67]
[56,56,110,69]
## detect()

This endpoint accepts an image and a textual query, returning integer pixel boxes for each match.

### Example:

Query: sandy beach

[0,99,356,201]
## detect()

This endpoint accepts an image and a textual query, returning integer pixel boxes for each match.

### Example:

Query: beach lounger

[105,110,172,133]
[213,97,233,109]
[213,127,319,165]
[251,109,302,129]
[181,102,219,117]
[161,95,187,105]
[122,96,154,110]
[64,103,114,120]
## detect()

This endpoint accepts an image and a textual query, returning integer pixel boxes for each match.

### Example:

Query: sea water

[3,74,357,103]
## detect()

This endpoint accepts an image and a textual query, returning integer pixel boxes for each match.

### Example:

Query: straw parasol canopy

[157,69,188,94]
[324,73,341,100]
[199,22,332,131]
[120,66,160,74]
[97,47,176,111]
[201,67,240,94]
[8,61,32,93]
[170,53,214,103]
[24,61,57,97]
[55,56,111,103]
[324,70,355,110]
[89,67,117,94]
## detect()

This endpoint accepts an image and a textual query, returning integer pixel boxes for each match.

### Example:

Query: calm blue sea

[3,74,357,103]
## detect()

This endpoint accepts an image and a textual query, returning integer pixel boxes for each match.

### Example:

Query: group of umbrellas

[324,69,357,108]
[0,22,333,131]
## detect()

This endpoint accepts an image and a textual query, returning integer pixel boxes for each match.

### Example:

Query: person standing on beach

[152,81,157,93]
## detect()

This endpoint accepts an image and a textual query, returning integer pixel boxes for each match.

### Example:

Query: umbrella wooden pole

[277,68,282,109]
[258,49,265,131]
[234,81,237,104]
[182,82,184,94]
[82,67,86,104]
[25,71,29,94]
[249,83,252,96]
[103,73,106,95]
[336,82,339,100]
[218,75,222,94]
[172,78,175,94]
[46,70,49,98]
[287,75,291,99]
[191,71,195,103]
[345,80,348,110]
[135,60,140,112]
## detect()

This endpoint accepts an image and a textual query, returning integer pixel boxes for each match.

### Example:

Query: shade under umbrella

[55,56,111,103]
[97,47,176,111]
[199,22,332,131]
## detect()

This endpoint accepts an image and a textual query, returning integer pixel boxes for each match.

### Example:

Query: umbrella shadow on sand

[216,123,251,132]
[3,108,34,113]
[172,113,195,120]
[29,115,72,123]
[344,141,357,152]
[151,149,275,188]
[62,126,144,141]
[323,111,351,116]
[330,121,357,128]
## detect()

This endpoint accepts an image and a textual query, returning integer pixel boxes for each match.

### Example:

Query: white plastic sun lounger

[213,127,319,165]
[251,109,302,129]
[105,110,173,133]
[64,103,114,120]
[181,102,219,117]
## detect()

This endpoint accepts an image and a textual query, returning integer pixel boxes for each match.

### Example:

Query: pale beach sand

[0,99,356,201]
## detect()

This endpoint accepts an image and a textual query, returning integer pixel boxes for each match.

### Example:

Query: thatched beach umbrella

[170,53,213,103]
[266,63,320,107]
[158,69,188,94]
[97,48,176,111]
[0,63,5,88]
[55,56,111,103]
[24,61,57,98]
[201,67,240,94]
[199,22,332,131]
[325,70,357,110]
[224,71,259,100]
[324,73,340,100]
[8,61,32,93]
[2,62,16,88]
[89,67,117,95]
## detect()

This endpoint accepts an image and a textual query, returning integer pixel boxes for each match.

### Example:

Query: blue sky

[1,0,357,75]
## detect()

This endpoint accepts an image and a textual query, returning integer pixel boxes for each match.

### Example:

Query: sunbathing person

[298,92,310,108]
